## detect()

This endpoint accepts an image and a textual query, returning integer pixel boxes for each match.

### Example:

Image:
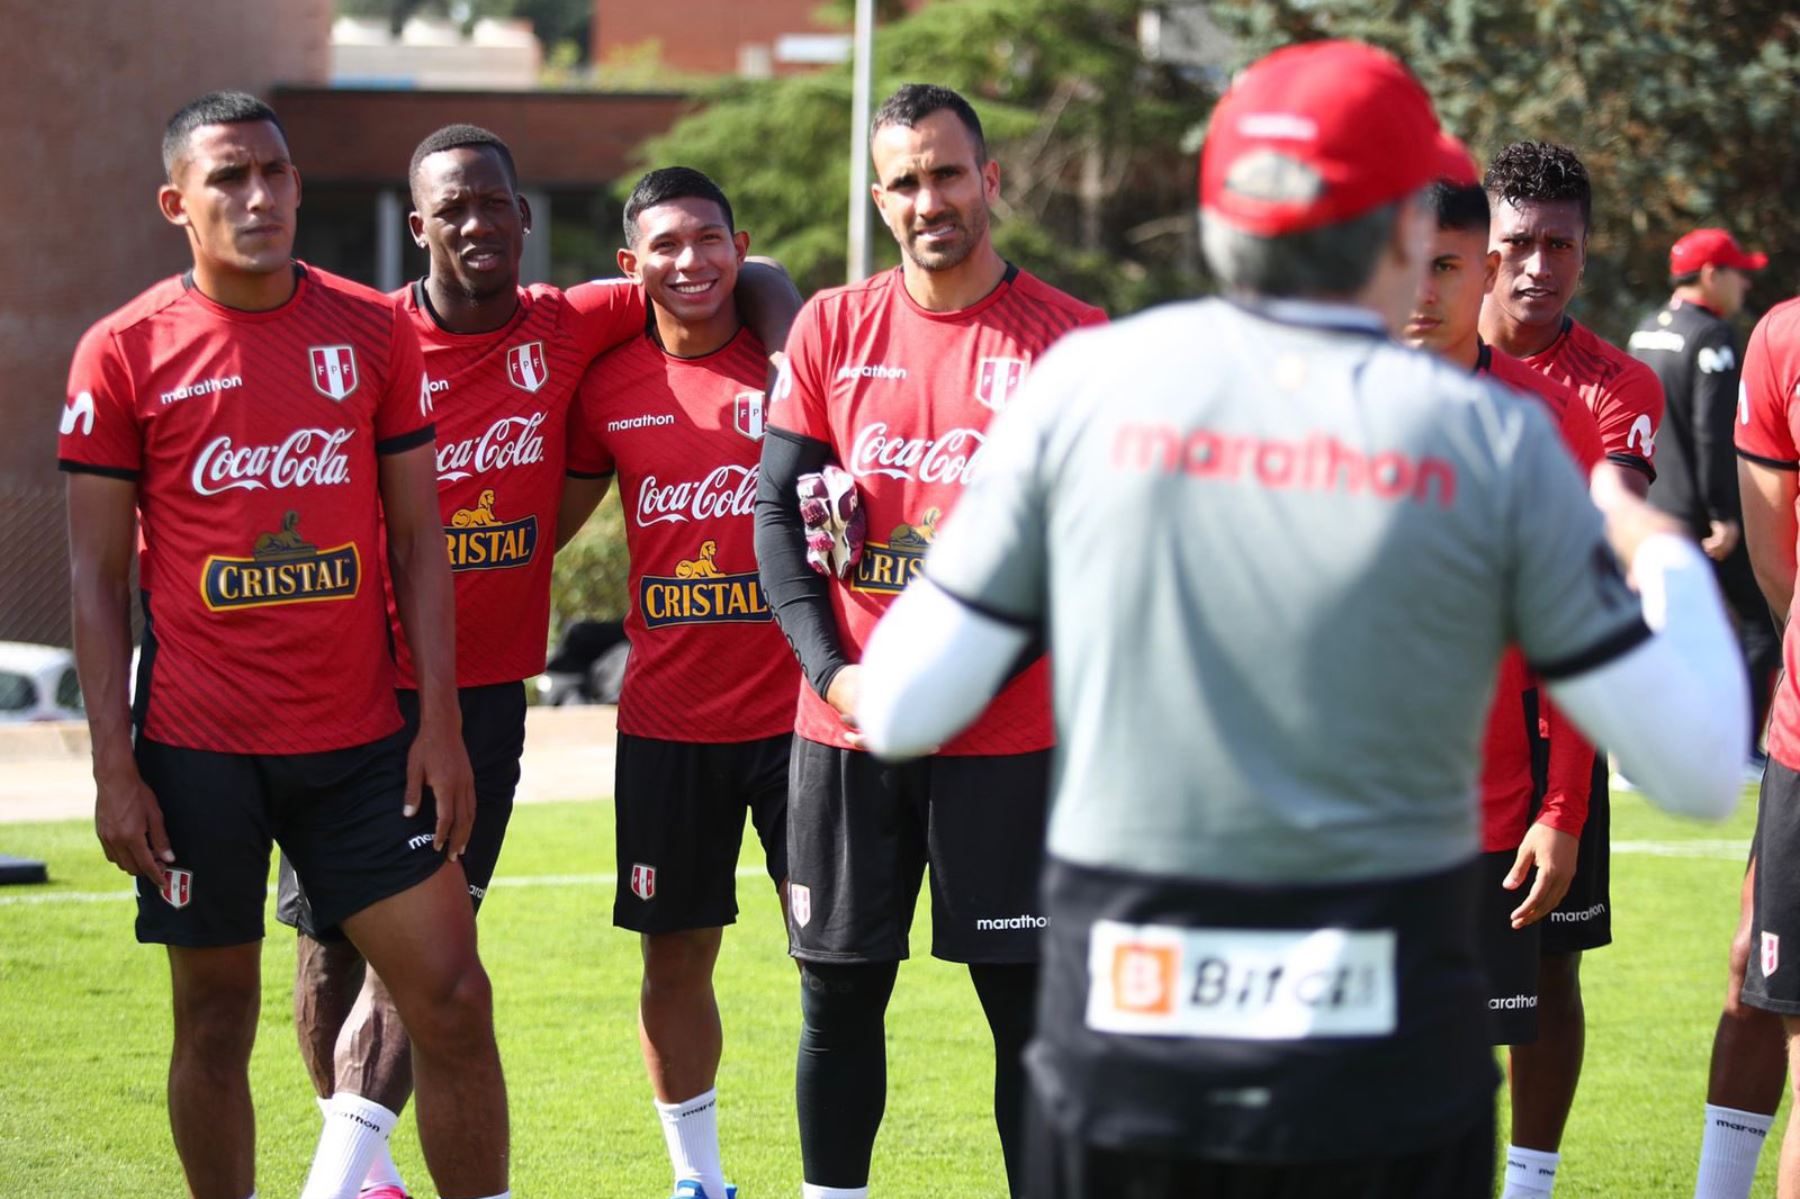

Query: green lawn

[0,784,1778,1197]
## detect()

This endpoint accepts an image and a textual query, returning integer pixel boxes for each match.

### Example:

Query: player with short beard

[272,127,799,1199]
[557,165,800,1199]
[754,83,1104,1199]
[59,91,504,1199]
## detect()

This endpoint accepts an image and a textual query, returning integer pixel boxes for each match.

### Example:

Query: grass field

[0,783,1783,1197]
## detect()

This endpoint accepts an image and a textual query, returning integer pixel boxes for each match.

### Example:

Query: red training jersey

[58,265,432,755]
[1476,345,1605,850]
[1520,315,1665,482]
[388,278,645,688]
[1735,297,1800,771]
[769,264,1106,754]
[567,327,797,741]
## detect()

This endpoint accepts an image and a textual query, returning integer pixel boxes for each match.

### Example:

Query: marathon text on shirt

[1111,424,1457,508]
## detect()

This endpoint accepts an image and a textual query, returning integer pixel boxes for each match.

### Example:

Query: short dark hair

[1427,180,1490,234]
[408,124,518,192]
[622,166,735,246]
[162,91,285,180]
[871,83,986,163]
[1670,270,1703,288]
[1483,141,1592,232]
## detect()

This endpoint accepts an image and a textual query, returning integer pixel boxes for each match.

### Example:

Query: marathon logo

[445,490,536,572]
[1488,993,1538,1011]
[201,513,359,612]
[1111,425,1457,508]
[1547,902,1607,923]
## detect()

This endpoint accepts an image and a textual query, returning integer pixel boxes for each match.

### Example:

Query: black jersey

[1629,298,1742,531]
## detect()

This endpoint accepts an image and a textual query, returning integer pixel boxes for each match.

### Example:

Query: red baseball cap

[1200,40,1443,237]
[1434,132,1479,187]
[1670,228,1768,275]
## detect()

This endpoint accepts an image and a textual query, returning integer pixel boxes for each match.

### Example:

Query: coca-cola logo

[191,428,353,496]
[636,465,757,527]
[438,412,546,482]
[848,421,986,485]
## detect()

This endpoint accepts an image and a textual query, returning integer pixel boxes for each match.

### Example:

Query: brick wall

[0,0,331,646]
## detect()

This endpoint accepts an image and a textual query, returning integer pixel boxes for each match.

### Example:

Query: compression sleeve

[755,425,850,698]
[858,577,1031,760]
[1546,533,1746,821]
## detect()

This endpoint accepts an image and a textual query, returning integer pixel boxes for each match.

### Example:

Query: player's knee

[172,977,260,1066]
[403,959,494,1057]
[800,961,898,1039]
[642,929,721,993]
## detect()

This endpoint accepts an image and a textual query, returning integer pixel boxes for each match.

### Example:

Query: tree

[632,0,1218,314]
[1206,0,1800,341]
[335,0,591,62]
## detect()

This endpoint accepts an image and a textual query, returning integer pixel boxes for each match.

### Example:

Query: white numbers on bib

[1085,920,1396,1040]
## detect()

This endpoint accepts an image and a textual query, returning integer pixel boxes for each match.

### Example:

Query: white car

[0,641,84,722]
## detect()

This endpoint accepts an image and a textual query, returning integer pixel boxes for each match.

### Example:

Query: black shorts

[135,727,444,948]
[611,731,789,934]
[275,683,526,942]
[1026,1089,1494,1199]
[785,736,1049,965]
[1531,748,1612,954]
[1028,857,1496,1164]
[1743,758,1800,1014]
[1477,849,1541,1045]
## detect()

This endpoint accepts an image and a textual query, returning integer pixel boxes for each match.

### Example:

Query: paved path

[0,705,618,824]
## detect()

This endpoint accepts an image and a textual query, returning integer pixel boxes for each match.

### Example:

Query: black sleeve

[755,426,850,698]
[1694,326,1742,521]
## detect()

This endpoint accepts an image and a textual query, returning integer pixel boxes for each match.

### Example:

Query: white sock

[657,1088,728,1198]
[361,1139,407,1193]
[801,1187,869,1198]
[1501,1145,1561,1198]
[300,1092,400,1199]
[1695,1103,1774,1199]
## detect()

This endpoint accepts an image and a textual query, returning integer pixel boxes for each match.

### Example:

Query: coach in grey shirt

[855,40,1744,1199]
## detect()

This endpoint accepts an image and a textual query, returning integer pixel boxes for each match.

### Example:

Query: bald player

[858,42,1742,1199]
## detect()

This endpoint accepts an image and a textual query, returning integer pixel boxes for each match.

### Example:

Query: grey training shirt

[924,298,1648,885]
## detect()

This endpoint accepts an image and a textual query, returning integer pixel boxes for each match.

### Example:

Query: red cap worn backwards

[1200,40,1443,237]
[1670,228,1768,275]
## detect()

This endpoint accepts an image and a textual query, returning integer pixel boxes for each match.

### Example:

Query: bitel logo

[630,863,656,901]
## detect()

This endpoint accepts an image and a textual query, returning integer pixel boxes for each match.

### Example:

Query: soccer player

[1402,147,1605,1051]
[753,84,1104,1198]
[557,165,798,1199]
[275,127,801,1199]
[59,92,509,1199]
[1478,140,1668,1199]
[1730,293,1800,1199]
[856,40,1744,1199]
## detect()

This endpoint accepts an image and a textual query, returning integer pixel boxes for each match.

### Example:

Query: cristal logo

[437,412,546,482]
[849,421,986,485]
[636,465,757,527]
[191,429,352,495]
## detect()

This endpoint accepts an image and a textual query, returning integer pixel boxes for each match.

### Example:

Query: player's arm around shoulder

[557,352,618,549]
